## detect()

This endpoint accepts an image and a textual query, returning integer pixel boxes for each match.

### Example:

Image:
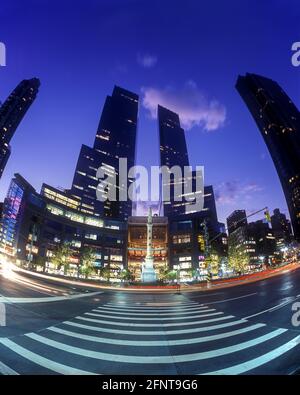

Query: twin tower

[69,86,192,222]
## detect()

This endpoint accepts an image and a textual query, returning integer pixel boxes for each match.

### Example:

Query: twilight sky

[0,0,299,224]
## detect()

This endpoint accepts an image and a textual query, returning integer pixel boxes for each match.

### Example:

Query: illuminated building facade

[0,78,40,178]
[227,209,277,269]
[227,224,258,271]
[168,185,224,278]
[236,73,300,241]
[0,174,127,280]
[70,86,138,221]
[127,215,168,281]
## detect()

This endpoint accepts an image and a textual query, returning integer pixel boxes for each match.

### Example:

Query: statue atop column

[141,207,157,282]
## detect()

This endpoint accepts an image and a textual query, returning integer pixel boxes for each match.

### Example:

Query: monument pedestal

[141,258,157,283]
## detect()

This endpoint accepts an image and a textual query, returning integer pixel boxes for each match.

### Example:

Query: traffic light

[264,208,271,223]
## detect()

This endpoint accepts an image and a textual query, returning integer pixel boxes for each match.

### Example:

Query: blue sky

[0,0,299,224]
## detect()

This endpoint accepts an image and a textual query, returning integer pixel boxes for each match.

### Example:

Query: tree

[166,270,177,282]
[119,269,134,283]
[79,247,96,279]
[159,268,178,283]
[51,244,72,275]
[158,267,168,282]
[99,266,111,282]
[228,244,249,274]
[203,250,220,276]
[209,253,220,276]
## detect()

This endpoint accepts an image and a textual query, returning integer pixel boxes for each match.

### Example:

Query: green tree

[99,266,111,282]
[119,269,134,283]
[203,250,220,276]
[166,270,177,282]
[79,247,96,279]
[51,244,72,275]
[159,268,181,283]
[158,267,169,282]
[210,253,220,275]
[228,244,249,274]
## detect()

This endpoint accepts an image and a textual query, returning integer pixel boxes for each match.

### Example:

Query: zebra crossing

[0,298,299,375]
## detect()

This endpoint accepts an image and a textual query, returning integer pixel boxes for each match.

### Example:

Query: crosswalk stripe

[93,307,216,319]
[0,338,96,375]
[85,311,223,321]
[103,304,203,311]
[75,314,234,328]
[0,291,102,304]
[0,359,19,375]
[106,302,199,309]
[204,334,300,375]
[64,318,247,335]
[48,323,265,346]
[25,329,286,364]
[97,306,208,314]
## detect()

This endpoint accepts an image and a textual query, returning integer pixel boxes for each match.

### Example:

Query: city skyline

[0,76,296,226]
[1,1,300,379]
[0,0,299,226]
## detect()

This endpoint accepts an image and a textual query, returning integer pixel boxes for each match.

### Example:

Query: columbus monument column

[141,208,157,283]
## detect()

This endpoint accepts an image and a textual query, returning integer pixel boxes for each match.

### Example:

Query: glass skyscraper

[70,86,139,221]
[158,105,190,217]
[236,73,300,241]
[0,78,40,178]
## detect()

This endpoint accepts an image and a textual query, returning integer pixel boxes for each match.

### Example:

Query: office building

[271,208,292,244]
[227,209,247,234]
[158,105,190,217]
[0,78,40,178]
[236,73,300,240]
[70,86,138,221]
[0,174,127,280]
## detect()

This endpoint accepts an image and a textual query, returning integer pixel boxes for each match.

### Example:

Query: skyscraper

[271,208,292,244]
[0,78,40,178]
[70,86,138,221]
[227,209,247,234]
[247,220,276,265]
[158,105,190,217]
[236,73,300,240]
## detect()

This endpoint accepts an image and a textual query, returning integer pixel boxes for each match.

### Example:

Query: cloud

[141,81,226,131]
[215,181,263,206]
[135,200,160,216]
[137,53,157,68]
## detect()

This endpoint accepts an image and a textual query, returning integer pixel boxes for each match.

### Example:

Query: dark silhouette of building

[236,73,300,240]
[158,105,190,217]
[70,86,138,221]
[0,78,40,178]
[271,208,292,244]
[227,209,247,234]
[247,220,277,265]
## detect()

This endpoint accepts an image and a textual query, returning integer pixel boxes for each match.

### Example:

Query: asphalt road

[0,265,300,375]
